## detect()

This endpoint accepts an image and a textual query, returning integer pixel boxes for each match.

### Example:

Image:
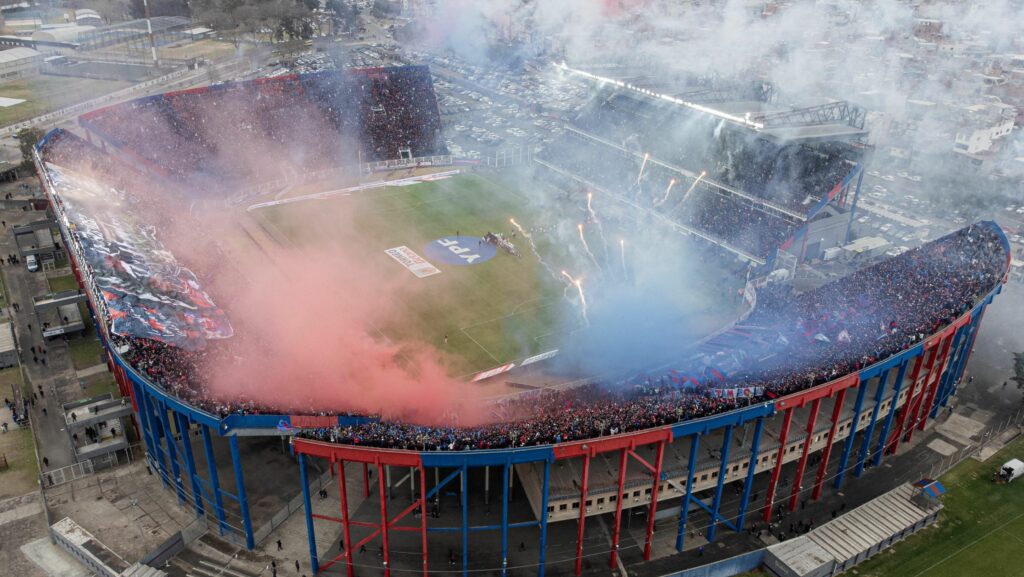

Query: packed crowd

[80,66,446,186]
[295,223,1006,450]
[571,89,858,216]
[540,133,799,258]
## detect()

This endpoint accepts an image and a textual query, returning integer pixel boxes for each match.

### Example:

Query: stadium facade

[32,68,1012,577]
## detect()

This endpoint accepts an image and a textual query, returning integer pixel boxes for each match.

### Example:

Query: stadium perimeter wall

[34,135,1009,576]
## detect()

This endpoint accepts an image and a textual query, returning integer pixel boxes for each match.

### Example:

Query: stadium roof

[0,46,40,62]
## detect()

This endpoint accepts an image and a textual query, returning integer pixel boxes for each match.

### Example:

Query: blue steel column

[538,459,550,577]
[953,307,986,388]
[131,380,157,462]
[707,425,733,542]
[675,434,700,552]
[140,389,169,487]
[174,411,205,516]
[461,465,469,577]
[501,463,510,577]
[872,358,909,467]
[834,376,869,489]
[201,424,228,534]
[299,454,319,575]
[938,320,975,410]
[229,435,255,549]
[736,417,764,531]
[855,368,890,478]
[156,401,186,503]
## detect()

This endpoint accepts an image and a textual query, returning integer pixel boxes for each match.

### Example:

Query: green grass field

[47,274,78,293]
[254,172,739,378]
[856,435,1024,577]
[0,75,132,128]
[257,173,570,376]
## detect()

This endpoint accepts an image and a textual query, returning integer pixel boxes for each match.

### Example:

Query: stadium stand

[565,88,858,216]
[78,66,446,183]
[38,83,1004,453]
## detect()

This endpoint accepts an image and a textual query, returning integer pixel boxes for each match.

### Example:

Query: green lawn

[254,172,737,376]
[257,173,570,375]
[0,425,38,498]
[0,75,132,128]
[47,274,79,293]
[856,435,1024,577]
[78,372,118,400]
[67,336,103,371]
[0,365,26,397]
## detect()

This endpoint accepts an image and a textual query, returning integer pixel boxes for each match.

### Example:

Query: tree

[128,0,190,19]
[16,127,45,172]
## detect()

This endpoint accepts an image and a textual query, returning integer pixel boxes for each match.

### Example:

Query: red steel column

[917,334,954,432]
[363,463,371,498]
[574,454,591,576]
[904,343,941,443]
[643,441,666,560]
[419,466,428,577]
[789,398,821,511]
[888,354,924,455]
[377,459,390,577]
[610,449,628,569]
[337,460,354,577]
[812,388,846,501]
[762,408,793,524]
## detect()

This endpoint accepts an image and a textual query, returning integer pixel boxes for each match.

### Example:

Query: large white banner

[385,246,442,278]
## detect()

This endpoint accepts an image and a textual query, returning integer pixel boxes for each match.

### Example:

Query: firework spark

[680,171,707,205]
[636,152,650,185]
[511,217,558,280]
[577,223,601,269]
[620,238,627,277]
[560,270,589,325]
[656,178,677,206]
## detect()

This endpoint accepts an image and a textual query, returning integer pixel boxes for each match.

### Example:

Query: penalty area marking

[908,508,1024,577]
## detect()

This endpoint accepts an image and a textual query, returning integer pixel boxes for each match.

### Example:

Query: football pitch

[250,170,739,378]
[854,434,1024,577]
[253,171,572,377]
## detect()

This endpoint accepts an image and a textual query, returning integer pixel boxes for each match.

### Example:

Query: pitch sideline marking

[910,508,1024,577]
[460,326,500,364]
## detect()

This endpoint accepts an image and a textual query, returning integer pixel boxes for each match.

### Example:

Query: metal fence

[924,407,1024,481]
[40,443,144,488]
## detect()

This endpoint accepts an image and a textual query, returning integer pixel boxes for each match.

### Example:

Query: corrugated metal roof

[0,46,40,63]
[0,322,14,353]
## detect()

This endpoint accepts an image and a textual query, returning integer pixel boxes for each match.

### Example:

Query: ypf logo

[423,236,497,266]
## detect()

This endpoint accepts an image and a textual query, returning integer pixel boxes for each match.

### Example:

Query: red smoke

[175,208,488,425]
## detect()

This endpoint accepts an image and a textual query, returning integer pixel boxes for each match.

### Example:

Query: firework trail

[560,270,590,325]
[577,223,601,270]
[636,152,650,186]
[510,217,559,281]
[656,178,677,207]
[585,191,608,250]
[620,238,627,278]
[680,171,708,205]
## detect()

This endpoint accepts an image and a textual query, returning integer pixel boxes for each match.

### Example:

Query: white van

[26,254,38,272]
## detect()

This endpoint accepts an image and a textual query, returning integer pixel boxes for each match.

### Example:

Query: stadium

[32,64,1010,577]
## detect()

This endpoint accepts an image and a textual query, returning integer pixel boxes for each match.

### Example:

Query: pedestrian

[277,539,282,551]
[449,548,455,566]
[698,545,704,556]
[444,334,448,345]
[41,407,46,416]
[42,456,48,467]
[295,560,299,572]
